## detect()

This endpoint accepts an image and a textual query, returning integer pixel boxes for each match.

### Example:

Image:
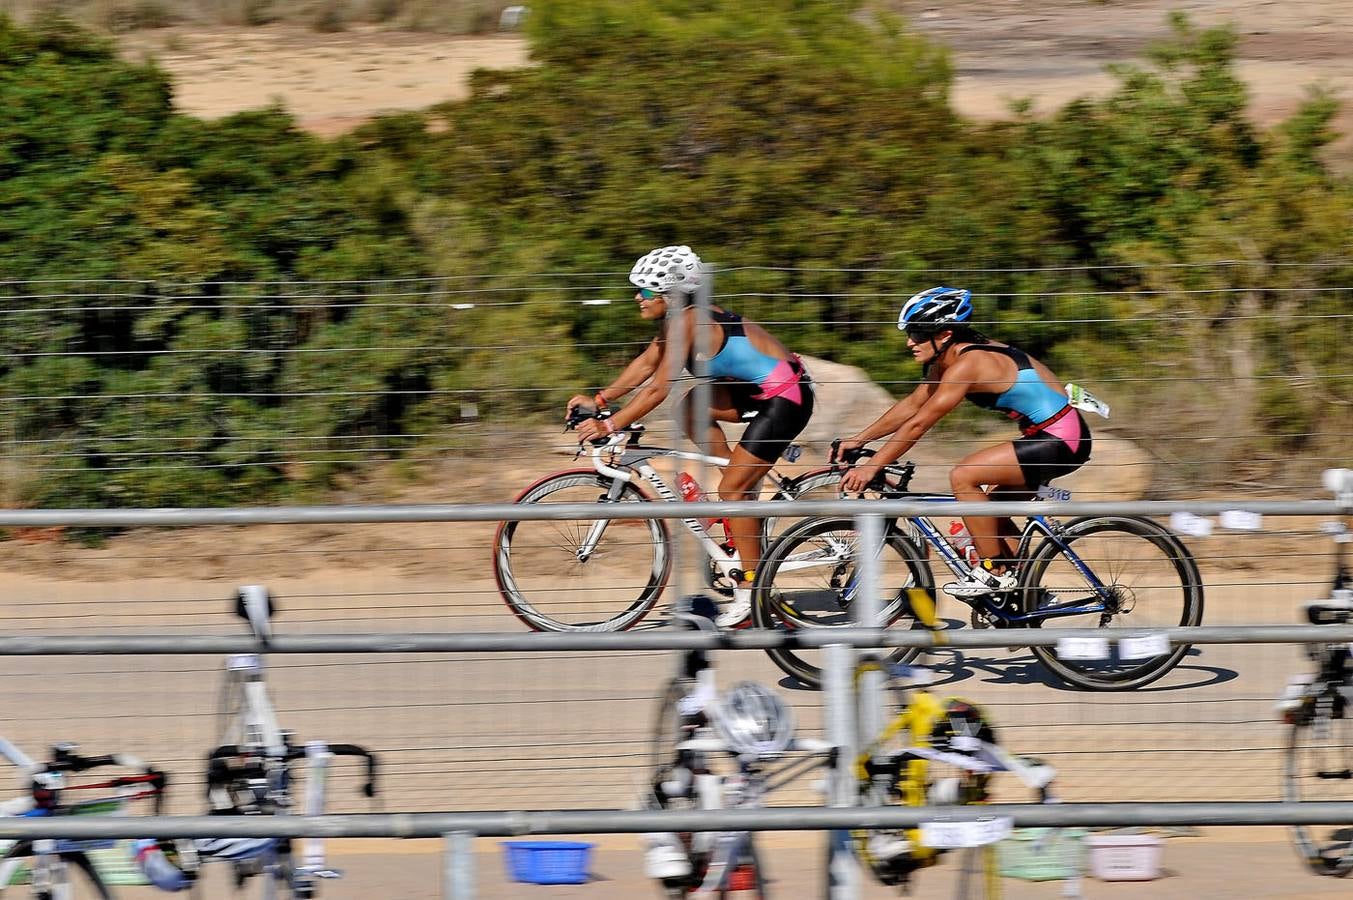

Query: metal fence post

[823,642,860,899]
[444,830,475,899]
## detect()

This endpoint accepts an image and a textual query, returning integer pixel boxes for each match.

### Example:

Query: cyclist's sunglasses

[905,325,939,341]
[637,288,665,301]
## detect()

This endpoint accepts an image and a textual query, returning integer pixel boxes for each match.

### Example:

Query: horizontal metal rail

[2,803,1351,840]
[0,499,1344,526]
[1,625,1351,656]
[7,625,1353,652]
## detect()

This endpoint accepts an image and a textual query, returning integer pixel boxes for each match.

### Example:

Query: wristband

[603,418,616,434]
[594,392,609,409]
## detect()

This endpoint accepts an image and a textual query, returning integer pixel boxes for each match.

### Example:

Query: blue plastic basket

[501,840,594,885]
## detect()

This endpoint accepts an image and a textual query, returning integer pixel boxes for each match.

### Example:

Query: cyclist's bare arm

[567,337,662,413]
[596,310,699,431]
[868,374,969,467]
[842,382,938,450]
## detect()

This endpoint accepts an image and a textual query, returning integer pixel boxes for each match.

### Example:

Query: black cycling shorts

[1013,409,1092,488]
[723,374,815,463]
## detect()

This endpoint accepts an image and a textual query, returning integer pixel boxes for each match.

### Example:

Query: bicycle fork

[575,478,632,562]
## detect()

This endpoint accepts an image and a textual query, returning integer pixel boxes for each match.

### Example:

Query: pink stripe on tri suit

[1042,407,1085,454]
[752,358,806,405]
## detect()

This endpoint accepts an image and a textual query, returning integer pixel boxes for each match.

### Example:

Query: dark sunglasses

[905,326,938,341]
[637,288,664,301]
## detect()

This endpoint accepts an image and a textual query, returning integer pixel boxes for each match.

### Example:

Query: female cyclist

[568,246,815,627]
[837,286,1093,598]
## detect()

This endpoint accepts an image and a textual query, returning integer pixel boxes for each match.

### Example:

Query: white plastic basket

[1084,833,1162,881]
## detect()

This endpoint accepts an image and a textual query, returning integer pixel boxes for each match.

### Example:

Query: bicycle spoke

[496,473,669,631]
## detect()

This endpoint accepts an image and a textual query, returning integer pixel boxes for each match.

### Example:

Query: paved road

[0,550,1345,896]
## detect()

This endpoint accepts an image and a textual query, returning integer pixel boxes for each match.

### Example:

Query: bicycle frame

[207,587,377,896]
[902,509,1115,625]
[582,434,743,581]
[0,741,166,899]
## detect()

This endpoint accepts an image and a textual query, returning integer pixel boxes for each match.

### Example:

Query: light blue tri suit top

[959,344,1067,427]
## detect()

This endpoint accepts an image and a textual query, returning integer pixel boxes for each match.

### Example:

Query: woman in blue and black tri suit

[568,246,815,627]
[837,286,1093,599]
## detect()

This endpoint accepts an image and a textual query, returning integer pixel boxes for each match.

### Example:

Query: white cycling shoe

[942,567,1017,599]
[715,588,753,629]
[644,837,692,879]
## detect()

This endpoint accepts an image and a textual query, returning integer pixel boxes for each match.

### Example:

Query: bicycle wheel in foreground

[1020,516,1203,690]
[1284,688,1353,876]
[753,516,935,688]
[494,471,672,632]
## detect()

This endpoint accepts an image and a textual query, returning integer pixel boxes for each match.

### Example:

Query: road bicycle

[838,589,1059,899]
[645,595,834,897]
[493,408,815,632]
[141,586,379,899]
[0,740,168,900]
[1277,468,1353,877]
[753,448,1204,690]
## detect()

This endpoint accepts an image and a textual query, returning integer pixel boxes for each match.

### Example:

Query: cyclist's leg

[950,442,1026,565]
[675,383,744,459]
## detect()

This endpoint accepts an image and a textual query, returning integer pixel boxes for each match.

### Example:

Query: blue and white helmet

[629,245,702,295]
[898,286,973,335]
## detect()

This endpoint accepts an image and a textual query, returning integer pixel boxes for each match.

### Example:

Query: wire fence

[1,264,1350,503]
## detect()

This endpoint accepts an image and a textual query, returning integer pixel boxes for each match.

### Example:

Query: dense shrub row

[0,2,1350,507]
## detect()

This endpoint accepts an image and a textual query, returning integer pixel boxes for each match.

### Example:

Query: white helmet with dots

[628,245,702,295]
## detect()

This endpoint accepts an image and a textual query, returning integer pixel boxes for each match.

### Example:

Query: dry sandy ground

[115,1,1353,160]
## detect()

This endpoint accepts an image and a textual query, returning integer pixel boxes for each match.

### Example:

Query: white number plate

[1055,637,1110,660]
[920,816,1013,849]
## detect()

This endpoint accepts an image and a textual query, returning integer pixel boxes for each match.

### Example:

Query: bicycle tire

[1020,515,1203,690]
[1284,682,1353,877]
[649,678,699,899]
[494,470,672,632]
[753,516,935,688]
[766,469,928,551]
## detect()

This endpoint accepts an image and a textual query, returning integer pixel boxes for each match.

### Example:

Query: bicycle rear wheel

[1021,516,1203,690]
[753,516,935,688]
[1284,684,1353,876]
[494,471,671,631]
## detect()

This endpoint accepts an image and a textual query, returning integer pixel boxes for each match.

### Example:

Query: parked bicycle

[0,740,167,900]
[494,408,813,632]
[134,586,379,899]
[1277,468,1353,877]
[644,595,834,897]
[753,446,1204,690]
[839,589,1058,898]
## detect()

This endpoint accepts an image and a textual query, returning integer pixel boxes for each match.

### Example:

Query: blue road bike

[752,451,1204,691]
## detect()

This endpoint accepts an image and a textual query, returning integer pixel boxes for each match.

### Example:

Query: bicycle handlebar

[24,746,169,814]
[828,440,916,493]
[565,405,645,447]
[207,742,379,799]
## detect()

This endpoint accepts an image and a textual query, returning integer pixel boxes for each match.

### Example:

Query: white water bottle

[948,520,979,567]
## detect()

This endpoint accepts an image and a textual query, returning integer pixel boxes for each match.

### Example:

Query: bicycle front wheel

[494,470,672,631]
[1022,516,1203,690]
[1284,686,1353,876]
[753,516,935,688]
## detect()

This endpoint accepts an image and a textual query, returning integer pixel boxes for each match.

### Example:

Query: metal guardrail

[2,625,1352,655]
[0,498,1345,526]
[3,803,1353,841]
